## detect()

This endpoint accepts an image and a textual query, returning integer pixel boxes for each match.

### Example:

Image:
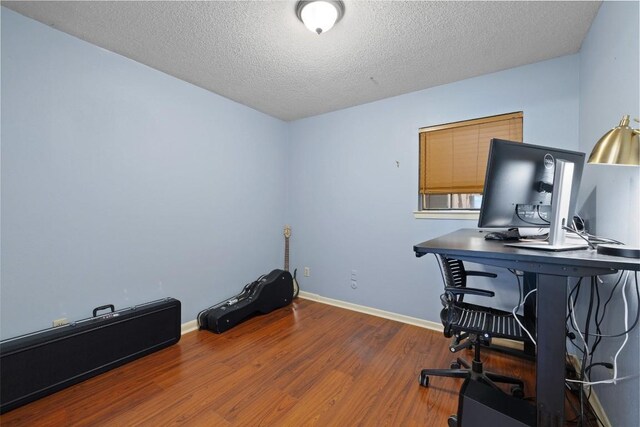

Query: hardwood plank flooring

[1,299,537,426]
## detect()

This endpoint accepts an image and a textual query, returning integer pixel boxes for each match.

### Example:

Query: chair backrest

[434,254,527,344]
[435,254,467,290]
[435,255,471,326]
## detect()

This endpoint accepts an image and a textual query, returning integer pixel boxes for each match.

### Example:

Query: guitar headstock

[283,225,291,239]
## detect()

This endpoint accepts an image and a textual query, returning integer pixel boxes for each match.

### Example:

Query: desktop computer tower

[457,379,536,427]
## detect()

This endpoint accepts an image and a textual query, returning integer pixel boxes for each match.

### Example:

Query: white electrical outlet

[304,267,310,277]
[52,318,68,327]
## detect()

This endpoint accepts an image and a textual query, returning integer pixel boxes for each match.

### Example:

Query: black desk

[414,228,640,427]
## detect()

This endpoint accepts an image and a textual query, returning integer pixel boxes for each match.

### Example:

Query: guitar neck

[284,237,289,272]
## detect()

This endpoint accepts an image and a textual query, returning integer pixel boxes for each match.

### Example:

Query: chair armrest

[466,270,498,278]
[444,286,495,298]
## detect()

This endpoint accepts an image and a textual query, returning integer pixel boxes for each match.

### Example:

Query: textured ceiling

[2,1,601,121]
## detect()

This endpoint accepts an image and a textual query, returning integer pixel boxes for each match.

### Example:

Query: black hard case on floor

[0,297,181,414]
[198,269,293,333]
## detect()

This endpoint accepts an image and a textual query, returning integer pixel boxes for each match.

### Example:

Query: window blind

[419,112,523,195]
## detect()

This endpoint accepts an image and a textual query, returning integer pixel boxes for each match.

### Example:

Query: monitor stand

[506,159,588,252]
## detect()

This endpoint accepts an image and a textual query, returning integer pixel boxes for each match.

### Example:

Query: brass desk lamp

[588,115,640,258]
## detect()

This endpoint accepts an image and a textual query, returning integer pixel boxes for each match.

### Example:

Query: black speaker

[457,379,536,427]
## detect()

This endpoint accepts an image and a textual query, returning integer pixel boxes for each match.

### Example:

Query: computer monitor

[478,139,586,250]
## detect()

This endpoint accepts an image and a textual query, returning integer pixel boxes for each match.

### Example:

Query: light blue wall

[288,55,580,321]
[577,2,639,425]
[1,8,289,338]
[2,5,638,423]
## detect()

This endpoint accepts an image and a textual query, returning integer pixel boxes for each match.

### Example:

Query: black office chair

[419,255,529,400]
[432,256,500,354]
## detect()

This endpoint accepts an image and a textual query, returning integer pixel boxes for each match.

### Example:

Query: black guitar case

[197,269,293,333]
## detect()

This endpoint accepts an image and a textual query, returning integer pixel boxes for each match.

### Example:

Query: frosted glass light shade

[296,1,345,35]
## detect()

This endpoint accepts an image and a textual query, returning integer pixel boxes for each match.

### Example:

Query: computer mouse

[484,232,505,241]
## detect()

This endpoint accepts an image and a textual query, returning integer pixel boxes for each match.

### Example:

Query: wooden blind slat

[419,112,522,195]
[418,112,523,134]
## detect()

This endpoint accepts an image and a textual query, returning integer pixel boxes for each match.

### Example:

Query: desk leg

[523,273,537,357]
[536,274,567,427]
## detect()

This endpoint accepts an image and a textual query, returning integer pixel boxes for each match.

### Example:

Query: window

[418,112,523,211]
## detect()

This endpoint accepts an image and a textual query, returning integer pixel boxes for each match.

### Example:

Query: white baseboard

[566,354,612,427]
[297,290,443,332]
[181,319,198,335]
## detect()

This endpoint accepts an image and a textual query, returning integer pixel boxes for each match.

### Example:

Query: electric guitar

[283,225,299,298]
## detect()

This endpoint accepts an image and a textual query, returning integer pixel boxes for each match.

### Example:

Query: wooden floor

[1,299,537,426]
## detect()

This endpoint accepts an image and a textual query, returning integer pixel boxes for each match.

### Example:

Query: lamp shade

[588,114,640,258]
[587,115,640,165]
[296,1,345,35]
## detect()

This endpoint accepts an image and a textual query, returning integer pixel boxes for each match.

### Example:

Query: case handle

[93,304,115,317]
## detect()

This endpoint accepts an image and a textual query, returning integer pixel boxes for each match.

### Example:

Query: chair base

[419,357,524,397]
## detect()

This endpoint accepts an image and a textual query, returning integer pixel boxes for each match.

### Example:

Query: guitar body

[197,269,293,334]
[292,268,299,298]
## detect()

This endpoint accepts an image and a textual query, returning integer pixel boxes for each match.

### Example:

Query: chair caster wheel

[419,372,429,387]
[511,385,524,398]
[450,361,461,369]
[447,415,458,427]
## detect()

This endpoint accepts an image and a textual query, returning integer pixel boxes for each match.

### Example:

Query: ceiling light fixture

[296,0,345,35]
